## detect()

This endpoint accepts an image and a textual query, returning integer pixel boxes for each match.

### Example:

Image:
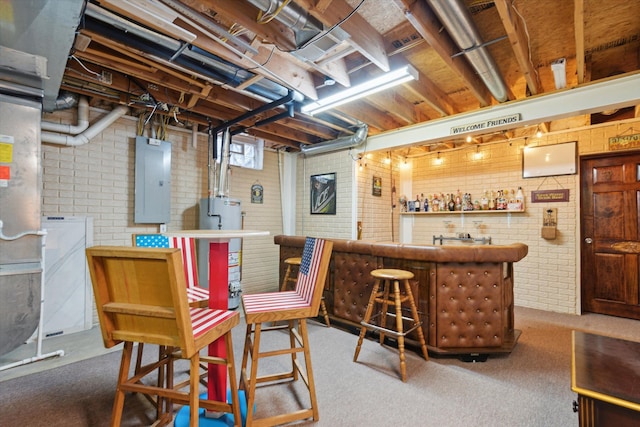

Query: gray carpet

[1,307,639,426]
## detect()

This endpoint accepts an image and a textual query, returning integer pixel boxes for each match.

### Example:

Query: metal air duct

[300,123,368,156]
[426,0,508,102]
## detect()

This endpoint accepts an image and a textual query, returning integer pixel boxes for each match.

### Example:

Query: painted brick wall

[41,108,281,300]
[296,150,355,239]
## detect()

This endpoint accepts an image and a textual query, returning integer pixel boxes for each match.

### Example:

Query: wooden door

[581,152,640,319]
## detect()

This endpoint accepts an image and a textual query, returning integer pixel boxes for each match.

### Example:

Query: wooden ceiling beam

[366,91,417,125]
[246,129,300,149]
[574,0,586,84]
[494,0,542,95]
[392,0,491,106]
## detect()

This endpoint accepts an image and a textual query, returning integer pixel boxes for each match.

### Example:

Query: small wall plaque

[372,176,382,197]
[251,182,263,204]
[531,189,570,203]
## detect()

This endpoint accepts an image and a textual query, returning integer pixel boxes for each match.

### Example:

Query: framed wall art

[310,172,336,214]
[372,176,382,196]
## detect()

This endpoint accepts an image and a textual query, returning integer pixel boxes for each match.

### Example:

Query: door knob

[584,237,593,244]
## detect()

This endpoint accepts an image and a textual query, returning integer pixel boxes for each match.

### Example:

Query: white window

[217,133,264,170]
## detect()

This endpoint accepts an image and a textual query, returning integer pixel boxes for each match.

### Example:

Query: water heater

[198,197,243,309]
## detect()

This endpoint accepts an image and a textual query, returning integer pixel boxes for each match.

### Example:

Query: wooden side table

[572,330,640,426]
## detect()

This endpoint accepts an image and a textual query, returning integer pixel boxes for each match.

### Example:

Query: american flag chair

[133,234,209,307]
[86,246,241,427]
[240,237,333,426]
[131,234,210,403]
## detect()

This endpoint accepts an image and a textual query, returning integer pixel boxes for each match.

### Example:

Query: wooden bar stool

[353,268,428,381]
[281,256,331,327]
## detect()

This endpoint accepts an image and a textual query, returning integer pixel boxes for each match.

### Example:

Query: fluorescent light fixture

[551,58,566,89]
[301,65,418,115]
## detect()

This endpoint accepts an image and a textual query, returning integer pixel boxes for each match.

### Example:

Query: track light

[301,65,419,115]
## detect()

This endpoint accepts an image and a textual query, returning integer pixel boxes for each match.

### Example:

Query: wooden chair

[281,256,331,327]
[240,237,333,426]
[132,234,210,389]
[86,246,241,427]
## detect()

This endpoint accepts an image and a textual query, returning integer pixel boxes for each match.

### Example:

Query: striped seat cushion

[190,308,237,339]
[242,291,310,314]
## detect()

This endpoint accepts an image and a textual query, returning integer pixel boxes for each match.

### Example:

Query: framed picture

[310,172,336,214]
[522,141,577,178]
[372,176,382,196]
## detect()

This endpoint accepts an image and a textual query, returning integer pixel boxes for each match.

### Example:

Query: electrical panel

[134,136,171,224]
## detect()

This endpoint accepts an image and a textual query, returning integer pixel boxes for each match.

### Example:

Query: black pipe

[231,102,295,135]
[211,90,294,134]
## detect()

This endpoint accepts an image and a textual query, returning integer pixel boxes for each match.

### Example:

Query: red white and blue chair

[240,237,333,426]
[133,234,209,307]
[86,246,241,426]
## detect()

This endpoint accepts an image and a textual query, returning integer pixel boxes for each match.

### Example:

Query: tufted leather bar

[274,235,528,355]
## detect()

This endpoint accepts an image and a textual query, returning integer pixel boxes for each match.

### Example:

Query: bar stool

[282,256,331,327]
[353,268,428,381]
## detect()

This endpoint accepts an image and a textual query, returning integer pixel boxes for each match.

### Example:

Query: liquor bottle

[448,193,455,211]
[415,194,421,212]
[516,186,525,210]
[423,195,429,212]
[481,190,489,210]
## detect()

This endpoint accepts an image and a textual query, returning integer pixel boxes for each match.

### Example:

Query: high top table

[571,330,640,426]
[165,229,269,424]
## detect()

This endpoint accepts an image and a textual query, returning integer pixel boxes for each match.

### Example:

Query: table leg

[208,241,229,402]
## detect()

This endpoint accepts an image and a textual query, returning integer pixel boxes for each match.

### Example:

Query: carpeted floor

[1,306,639,426]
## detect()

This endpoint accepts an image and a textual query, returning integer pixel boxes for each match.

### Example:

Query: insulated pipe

[300,123,368,156]
[426,0,508,102]
[247,0,323,46]
[217,128,232,197]
[41,96,90,134]
[41,104,129,146]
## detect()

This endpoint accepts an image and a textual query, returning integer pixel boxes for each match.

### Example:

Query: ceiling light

[551,58,566,89]
[301,65,418,115]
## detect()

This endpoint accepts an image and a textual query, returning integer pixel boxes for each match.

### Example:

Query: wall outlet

[160,223,167,233]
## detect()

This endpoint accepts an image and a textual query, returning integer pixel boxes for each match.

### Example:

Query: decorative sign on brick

[531,189,570,203]
[609,133,640,151]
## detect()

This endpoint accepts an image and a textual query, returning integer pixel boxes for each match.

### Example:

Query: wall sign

[450,113,520,135]
[251,182,263,204]
[372,176,382,197]
[531,189,570,203]
[609,133,640,151]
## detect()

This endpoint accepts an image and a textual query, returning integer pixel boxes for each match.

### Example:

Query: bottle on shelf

[515,186,525,210]
[423,195,429,212]
[415,194,421,212]
[448,193,455,211]
[481,190,489,210]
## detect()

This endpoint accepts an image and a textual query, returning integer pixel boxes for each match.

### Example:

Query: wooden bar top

[572,330,640,412]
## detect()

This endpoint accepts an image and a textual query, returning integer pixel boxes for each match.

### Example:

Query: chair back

[133,234,200,290]
[86,246,197,356]
[294,237,333,315]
